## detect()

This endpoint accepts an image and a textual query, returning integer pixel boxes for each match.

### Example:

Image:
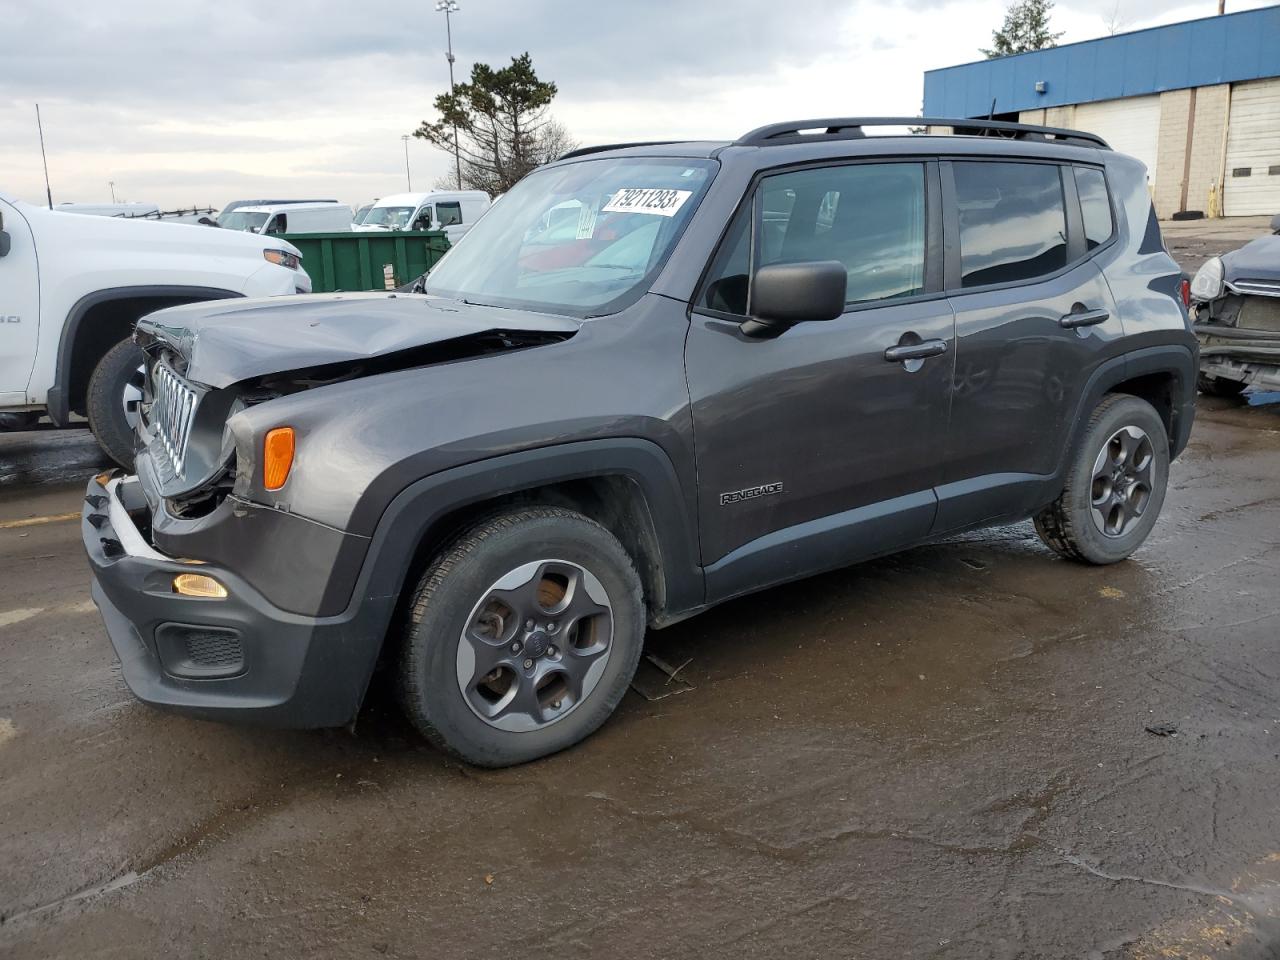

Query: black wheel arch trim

[48,285,242,425]
[1067,343,1197,468]
[337,437,704,626]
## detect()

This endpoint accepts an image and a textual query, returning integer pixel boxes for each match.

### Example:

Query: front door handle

[884,339,948,363]
[1059,307,1109,328]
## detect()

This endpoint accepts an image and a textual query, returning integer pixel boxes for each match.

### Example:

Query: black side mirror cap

[742,260,847,336]
[0,230,10,258]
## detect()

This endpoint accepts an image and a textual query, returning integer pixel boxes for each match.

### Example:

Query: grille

[185,630,244,668]
[1239,295,1280,333]
[149,360,198,475]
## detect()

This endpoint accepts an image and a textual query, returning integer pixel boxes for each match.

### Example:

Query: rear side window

[1074,167,1113,249]
[953,162,1067,288]
[437,201,463,226]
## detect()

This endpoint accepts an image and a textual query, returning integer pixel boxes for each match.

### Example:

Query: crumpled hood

[135,292,581,388]
[1223,235,1280,284]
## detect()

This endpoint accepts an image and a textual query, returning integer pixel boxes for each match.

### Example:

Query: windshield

[425,157,716,316]
[363,205,415,228]
[354,204,374,224]
[219,210,269,232]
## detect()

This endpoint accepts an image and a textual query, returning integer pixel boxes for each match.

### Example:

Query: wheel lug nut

[548,646,557,657]
[524,619,535,631]
[511,642,522,653]
[523,659,534,669]
[546,622,559,634]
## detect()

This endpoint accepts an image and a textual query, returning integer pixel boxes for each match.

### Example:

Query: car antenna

[36,103,54,209]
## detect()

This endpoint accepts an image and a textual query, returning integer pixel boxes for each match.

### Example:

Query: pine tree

[982,0,1065,58]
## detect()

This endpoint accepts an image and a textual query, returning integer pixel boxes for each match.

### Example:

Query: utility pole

[109,181,117,203]
[435,0,463,190]
[401,135,412,191]
[35,104,53,209]
[1217,0,1225,14]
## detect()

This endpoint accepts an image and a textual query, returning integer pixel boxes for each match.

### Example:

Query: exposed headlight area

[1190,256,1224,302]
[263,248,302,270]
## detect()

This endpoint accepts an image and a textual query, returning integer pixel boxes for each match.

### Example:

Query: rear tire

[1034,394,1169,565]
[1197,373,1248,398]
[86,337,145,469]
[398,506,645,767]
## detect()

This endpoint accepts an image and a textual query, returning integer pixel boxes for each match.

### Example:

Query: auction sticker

[602,188,692,217]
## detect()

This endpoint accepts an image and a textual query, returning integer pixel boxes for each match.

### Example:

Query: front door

[685,160,955,602]
[0,198,40,404]
[936,159,1125,530]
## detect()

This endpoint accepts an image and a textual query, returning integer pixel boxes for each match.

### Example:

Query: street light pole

[401,135,412,191]
[435,0,463,190]
[109,181,117,204]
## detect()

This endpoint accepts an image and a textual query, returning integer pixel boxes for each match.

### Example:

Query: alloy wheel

[1089,425,1156,538]
[456,559,614,732]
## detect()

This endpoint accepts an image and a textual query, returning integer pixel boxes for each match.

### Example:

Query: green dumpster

[282,231,451,294]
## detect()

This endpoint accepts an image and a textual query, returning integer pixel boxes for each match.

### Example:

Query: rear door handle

[1059,307,1110,329]
[884,339,948,363]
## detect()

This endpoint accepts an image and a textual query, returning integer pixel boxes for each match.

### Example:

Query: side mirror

[742,260,847,336]
[0,210,9,257]
[1270,213,1280,235]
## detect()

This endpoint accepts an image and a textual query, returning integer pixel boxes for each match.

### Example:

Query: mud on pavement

[2,394,1279,959]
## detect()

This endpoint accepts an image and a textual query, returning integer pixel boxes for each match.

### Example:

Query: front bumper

[82,472,383,727]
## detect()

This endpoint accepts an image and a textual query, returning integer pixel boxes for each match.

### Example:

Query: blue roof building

[922,6,1280,217]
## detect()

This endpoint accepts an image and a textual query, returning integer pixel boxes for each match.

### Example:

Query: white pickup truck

[0,190,310,466]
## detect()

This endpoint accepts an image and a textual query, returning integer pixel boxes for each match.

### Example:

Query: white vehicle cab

[220,201,352,234]
[0,190,311,465]
[353,190,490,242]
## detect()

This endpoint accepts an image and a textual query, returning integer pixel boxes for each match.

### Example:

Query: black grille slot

[155,623,245,679]
[185,631,244,667]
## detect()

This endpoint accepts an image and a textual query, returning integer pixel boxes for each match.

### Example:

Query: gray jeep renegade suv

[83,118,1197,766]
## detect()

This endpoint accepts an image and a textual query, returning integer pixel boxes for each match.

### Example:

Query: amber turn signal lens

[173,573,228,599]
[263,427,295,491]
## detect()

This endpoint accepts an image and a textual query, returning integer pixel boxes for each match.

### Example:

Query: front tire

[1197,373,1248,398]
[398,506,645,767]
[86,337,145,469]
[1034,394,1170,565]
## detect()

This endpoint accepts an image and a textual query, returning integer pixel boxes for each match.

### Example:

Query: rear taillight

[1179,278,1191,309]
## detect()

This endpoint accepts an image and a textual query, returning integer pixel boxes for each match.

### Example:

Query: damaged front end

[1191,246,1280,393]
[131,292,580,519]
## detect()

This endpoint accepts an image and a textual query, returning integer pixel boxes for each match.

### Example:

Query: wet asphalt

[1,392,1278,959]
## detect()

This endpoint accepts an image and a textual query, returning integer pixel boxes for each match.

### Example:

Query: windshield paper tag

[602,188,692,217]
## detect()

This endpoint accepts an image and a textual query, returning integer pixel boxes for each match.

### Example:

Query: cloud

[1,0,1272,209]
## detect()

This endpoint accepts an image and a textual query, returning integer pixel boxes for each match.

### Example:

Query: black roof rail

[736,117,1110,150]
[558,140,686,160]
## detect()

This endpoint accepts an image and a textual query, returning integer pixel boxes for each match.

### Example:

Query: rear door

[686,159,955,600]
[936,158,1123,530]
[0,198,40,403]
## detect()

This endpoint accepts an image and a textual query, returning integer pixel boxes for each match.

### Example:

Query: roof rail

[558,140,685,160]
[736,117,1109,150]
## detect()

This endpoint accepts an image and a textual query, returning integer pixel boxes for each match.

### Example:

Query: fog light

[173,573,228,599]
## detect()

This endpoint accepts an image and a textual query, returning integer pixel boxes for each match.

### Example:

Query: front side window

[1074,167,1113,250]
[436,201,463,226]
[699,162,927,315]
[425,157,716,317]
[953,161,1067,288]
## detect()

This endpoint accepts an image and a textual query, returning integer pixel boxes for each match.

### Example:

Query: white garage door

[1224,78,1280,217]
[1075,96,1161,192]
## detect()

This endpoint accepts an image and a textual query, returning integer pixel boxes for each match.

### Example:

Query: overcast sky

[1,0,1270,210]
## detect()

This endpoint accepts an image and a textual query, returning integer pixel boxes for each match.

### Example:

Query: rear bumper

[82,472,385,727]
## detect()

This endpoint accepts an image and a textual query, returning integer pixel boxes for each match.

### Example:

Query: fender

[1065,343,1198,467]
[337,437,705,628]
[46,285,242,424]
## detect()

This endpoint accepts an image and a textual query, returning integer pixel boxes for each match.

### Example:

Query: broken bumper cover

[82,472,384,728]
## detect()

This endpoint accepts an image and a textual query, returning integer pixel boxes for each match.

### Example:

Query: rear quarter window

[1074,167,1114,250]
